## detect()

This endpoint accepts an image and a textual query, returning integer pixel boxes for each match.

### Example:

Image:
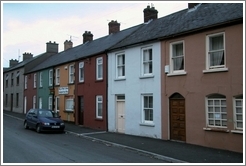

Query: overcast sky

[2,1,188,68]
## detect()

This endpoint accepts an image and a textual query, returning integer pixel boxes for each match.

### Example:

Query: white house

[107,42,162,139]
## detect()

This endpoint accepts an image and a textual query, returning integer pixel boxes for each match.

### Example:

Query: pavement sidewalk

[3,110,244,163]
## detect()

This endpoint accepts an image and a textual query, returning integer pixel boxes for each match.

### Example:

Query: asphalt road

[3,115,168,163]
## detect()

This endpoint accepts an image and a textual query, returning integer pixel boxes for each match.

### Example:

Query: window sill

[139,75,154,79]
[139,123,155,127]
[167,71,187,77]
[68,83,74,85]
[231,130,243,134]
[203,68,228,73]
[95,118,103,121]
[64,110,74,113]
[114,78,126,81]
[203,127,229,133]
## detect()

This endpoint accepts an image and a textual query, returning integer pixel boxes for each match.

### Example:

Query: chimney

[188,3,200,9]
[143,5,158,23]
[64,40,73,51]
[9,59,18,67]
[46,41,58,53]
[83,31,93,44]
[23,52,33,61]
[108,20,120,34]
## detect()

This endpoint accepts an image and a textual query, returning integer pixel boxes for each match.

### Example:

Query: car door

[29,109,38,128]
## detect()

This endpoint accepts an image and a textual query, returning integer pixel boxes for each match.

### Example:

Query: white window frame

[24,75,27,89]
[39,97,42,109]
[16,71,20,85]
[96,95,103,119]
[33,95,36,109]
[96,57,103,80]
[69,64,74,84]
[142,94,154,124]
[206,95,227,128]
[49,69,53,86]
[233,96,243,130]
[116,53,125,79]
[48,96,52,110]
[55,96,60,113]
[34,73,37,88]
[39,72,43,87]
[5,74,9,88]
[79,62,84,82]
[55,68,60,85]
[141,47,153,76]
[205,32,226,71]
[170,41,185,74]
[65,98,74,112]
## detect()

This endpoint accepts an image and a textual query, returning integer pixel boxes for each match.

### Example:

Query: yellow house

[54,62,75,122]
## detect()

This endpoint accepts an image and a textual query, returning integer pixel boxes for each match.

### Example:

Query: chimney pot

[143,5,158,23]
[83,31,93,44]
[23,52,33,61]
[9,59,19,67]
[46,41,58,53]
[108,20,120,34]
[64,40,73,51]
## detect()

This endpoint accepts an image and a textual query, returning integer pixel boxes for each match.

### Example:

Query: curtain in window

[173,44,184,70]
[210,35,224,66]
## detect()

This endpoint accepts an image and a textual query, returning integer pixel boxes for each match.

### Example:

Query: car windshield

[39,110,53,118]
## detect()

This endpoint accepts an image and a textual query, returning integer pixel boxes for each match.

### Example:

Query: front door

[116,96,125,133]
[78,96,84,125]
[170,98,186,142]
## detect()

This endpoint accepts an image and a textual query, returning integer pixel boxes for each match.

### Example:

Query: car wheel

[24,121,29,129]
[36,124,41,133]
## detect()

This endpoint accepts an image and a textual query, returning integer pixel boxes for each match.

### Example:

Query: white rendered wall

[107,42,161,139]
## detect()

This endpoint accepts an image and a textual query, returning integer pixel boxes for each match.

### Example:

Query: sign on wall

[58,87,68,94]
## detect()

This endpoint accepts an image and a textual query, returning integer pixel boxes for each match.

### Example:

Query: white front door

[24,96,27,114]
[117,100,125,133]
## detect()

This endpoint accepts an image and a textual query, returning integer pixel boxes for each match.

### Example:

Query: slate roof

[26,24,142,74]
[109,3,243,50]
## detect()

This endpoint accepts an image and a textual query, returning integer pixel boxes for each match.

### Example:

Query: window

[16,93,19,107]
[96,96,103,119]
[49,69,53,86]
[33,95,36,109]
[56,68,60,85]
[48,96,52,110]
[55,96,60,112]
[16,71,20,85]
[69,64,74,83]
[39,97,42,109]
[24,75,27,89]
[206,33,225,69]
[170,41,185,73]
[11,73,14,86]
[5,74,8,88]
[34,73,37,88]
[116,53,125,78]
[39,72,43,87]
[206,94,227,128]
[233,95,243,130]
[79,62,84,82]
[96,57,103,80]
[142,48,153,76]
[65,98,73,111]
[142,95,153,124]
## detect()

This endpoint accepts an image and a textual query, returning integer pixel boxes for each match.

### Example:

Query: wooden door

[170,99,186,142]
[117,101,125,133]
[78,96,84,125]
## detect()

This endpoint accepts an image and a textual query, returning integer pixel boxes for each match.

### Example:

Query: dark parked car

[24,108,65,133]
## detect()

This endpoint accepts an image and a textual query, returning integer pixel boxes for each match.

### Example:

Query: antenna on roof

[151,3,154,8]
[67,34,79,42]
[18,49,20,62]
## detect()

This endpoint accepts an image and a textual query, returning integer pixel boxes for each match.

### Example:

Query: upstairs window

[79,62,84,82]
[39,72,43,87]
[69,64,74,84]
[49,69,53,86]
[142,48,153,76]
[24,75,27,89]
[11,73,14,86]
[116,53,125,78]
[34,73,37,88]
[170,41,185,73]
[96,57,103,80]
[16,71,20,86]
[55,68,60,85]
[206,33,225,69]
[5,74,8,88]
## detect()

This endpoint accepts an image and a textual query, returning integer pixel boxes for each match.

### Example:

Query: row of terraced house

[3,3,243,153]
